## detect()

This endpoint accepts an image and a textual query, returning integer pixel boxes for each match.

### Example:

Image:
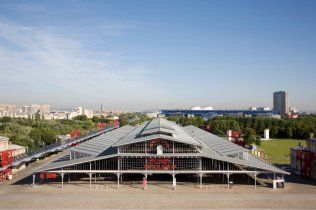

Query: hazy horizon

[1,1,315,111]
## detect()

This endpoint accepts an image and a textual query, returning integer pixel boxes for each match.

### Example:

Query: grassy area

[259,139,306,165]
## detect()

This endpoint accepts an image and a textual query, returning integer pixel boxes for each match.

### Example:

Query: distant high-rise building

[83,109,93,118]
[76,107,83,115]
[0,104,17,113]
[39,104,50,114]
[22,105,31,114]
[31,104,40,114]
[273,91,289,115]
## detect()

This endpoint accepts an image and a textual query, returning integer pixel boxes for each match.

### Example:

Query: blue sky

[0,0,315,111]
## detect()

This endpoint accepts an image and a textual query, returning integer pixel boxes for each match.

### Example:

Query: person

[142,177,147,190]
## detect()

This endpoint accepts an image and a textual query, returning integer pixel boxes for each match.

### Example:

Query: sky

[0,0,315,111]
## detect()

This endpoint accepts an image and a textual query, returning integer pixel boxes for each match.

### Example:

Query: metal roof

[33,154,117,173]
[183,125,248,156]
[34,118,288,174]
[113,118,202,147]
[140,118,176,135]
[70,125,136,156]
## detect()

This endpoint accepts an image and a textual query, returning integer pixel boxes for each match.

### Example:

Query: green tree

[34,110,41,120]
[30,128,43,147]
[73,115,89,121]
[0,116,12,123]
[243,128,259,145]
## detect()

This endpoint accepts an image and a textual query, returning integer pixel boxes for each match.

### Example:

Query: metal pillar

[172,174,176,190]
[95,173,97,184]
[89,173,92,189]
[68,174,70,183]
[199,157,203,189]
[227,173,230,189]
[117,173,120,189]
[61,172,64,189]
[254,173,257,189]
[89,162,92,189]
[32,174,35,188]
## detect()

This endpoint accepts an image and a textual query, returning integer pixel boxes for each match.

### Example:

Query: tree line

[0,115,115,151]
[119,113,149,126]
[167,115,316,140]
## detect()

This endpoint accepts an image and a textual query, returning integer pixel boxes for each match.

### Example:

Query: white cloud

[0,19,165,110]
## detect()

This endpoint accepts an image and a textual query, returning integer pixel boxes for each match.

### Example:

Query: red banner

[144,157,176,170]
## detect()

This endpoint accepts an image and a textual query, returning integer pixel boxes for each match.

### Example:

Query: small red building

[290,138,316,179]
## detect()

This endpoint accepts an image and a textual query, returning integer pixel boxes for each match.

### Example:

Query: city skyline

[0,92,303,113]
[0,1,316,111]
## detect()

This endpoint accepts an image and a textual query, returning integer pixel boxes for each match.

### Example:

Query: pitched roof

[113,118,202,147]
[34,118,288,174]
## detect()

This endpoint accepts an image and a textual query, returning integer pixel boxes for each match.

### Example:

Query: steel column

[89,162,92,189]
[254,173,257,189]
[32,174,35,188]
[89,173,92,189]
[61,172,64,189]
[227,173,230,189]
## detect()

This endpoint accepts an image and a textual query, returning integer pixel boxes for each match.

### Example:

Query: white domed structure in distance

[190,106,202,110]
[203,106,214,110]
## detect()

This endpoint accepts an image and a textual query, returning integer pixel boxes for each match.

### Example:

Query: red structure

[114,119,119,127]
[201,124,211,132]
[144,157,176,170]
[230,131,242,138]
[70,130,81,138]
[296,150,314,178]
[96,119,119,130]
[40,172,57,182]
[232,139,246,147]
[96,122,107,130]
[228,130,245,147]
[0,150,13,181]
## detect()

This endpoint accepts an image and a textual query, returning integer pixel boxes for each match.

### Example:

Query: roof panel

[70,125,136,156]
[113,118,202,147]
